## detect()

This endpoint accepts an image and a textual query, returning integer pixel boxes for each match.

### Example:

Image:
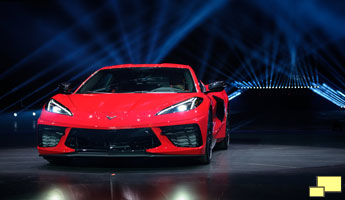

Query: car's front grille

[37,125,66,147]
[65,128,161,152]
[160,124,202,147]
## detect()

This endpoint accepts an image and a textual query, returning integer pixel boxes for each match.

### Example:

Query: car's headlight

[45,99,73,116]
[156,97,203,115]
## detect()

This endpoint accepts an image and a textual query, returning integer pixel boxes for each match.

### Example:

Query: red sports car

[37,63,230,164]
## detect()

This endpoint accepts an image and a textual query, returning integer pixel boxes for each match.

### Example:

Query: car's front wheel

[218,116,230,149]
[200,110,213,164]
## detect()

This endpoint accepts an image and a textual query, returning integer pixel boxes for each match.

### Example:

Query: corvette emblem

[106,115,117,120]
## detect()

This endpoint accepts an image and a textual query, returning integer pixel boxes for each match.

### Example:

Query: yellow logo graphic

[309,176,342,197]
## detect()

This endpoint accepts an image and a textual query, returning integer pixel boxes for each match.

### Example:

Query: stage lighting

[338,91,345,98]
[228,91,242,101]
[310,83,345,108]
[13,113,17,117]
[32,112,36,116]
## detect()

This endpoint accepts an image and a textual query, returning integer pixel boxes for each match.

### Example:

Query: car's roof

[100,63,192,70]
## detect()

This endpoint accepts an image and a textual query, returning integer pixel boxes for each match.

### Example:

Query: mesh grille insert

[37,125,66,147]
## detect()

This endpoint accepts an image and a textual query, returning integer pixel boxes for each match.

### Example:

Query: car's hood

[40,92,207,128]
[53,93,199,116]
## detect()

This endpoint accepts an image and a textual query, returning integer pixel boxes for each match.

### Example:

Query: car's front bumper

[37,114,209,157]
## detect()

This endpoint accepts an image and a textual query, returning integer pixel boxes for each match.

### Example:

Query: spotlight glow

[13,113,17,117]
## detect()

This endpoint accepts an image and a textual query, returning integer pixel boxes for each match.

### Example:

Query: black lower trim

[65,127,161,152]
[41,152,201,158]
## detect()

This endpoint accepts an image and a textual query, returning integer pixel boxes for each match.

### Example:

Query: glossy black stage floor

[1,130,345,200]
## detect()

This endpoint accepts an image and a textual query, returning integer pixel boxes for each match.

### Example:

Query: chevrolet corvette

[37,63,230,164]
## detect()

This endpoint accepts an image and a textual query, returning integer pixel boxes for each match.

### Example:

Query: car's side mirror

[58,82,72,94]
[207,81,225,93]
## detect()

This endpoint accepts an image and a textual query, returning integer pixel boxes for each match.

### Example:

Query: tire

[218,116,230,150]
[200,110,213,164]
[43,157,71,166]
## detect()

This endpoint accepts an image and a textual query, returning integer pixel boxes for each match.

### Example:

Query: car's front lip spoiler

[40,152,201,158]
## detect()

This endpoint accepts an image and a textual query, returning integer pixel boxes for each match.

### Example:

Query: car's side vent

[212,95,225,121]
[37,125,66,147]
[160,124,202,147]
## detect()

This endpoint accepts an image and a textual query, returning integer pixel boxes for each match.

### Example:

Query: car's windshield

[76,67,196,94]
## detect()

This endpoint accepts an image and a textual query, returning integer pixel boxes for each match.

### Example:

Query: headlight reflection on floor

[41,188,66,200]
[171,185,197,200]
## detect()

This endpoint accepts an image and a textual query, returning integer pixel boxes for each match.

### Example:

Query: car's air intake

[37,125,66,147]
[160,124,202,147]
